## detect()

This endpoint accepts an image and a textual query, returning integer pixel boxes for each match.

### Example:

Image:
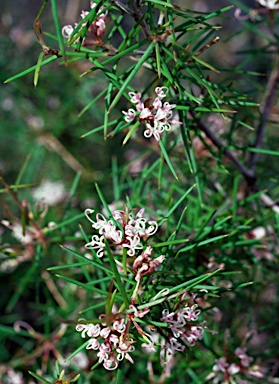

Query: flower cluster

[84,207,158,258]
[257,0,279,9]
[207,347,264,383]
[122,86,182,141]
[76,293,208,373]
[62,1,107,46]
[160,293,206,374]
[76,317,135,371]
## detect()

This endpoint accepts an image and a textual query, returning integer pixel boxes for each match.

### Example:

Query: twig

[190,112,257,186]
[249,57,279,169]
[129,0,151,39]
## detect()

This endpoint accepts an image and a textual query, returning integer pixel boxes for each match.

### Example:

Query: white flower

[122,86,182,141]
[32,179,67,206]
[62,25,74,39]
[227,363,240,375]
[87,338,100,350]
[257,0,279,9]
[85,234,106,257]
[4,369,24,384]
[144,121,164,141]
[123,235,143,256]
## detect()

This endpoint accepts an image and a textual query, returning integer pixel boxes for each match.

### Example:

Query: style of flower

[159,292,206,375]
[62,1,107,46]
[206,346,264,383]
[257,0,279,9]
[84,207,158,258]
[122,86,182,141]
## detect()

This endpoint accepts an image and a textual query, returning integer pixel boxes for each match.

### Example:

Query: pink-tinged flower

[62,25,74,39]
[123,235,143,256]
[62,1,108,46]
[132,246,165,282]
[87,338,100,350]
[177,304,201,323]
[103,356,118,370]
[128,92,142,105]
[76,313,137,371]
[123,108,136,123]
[129,305,150,318]
[213,357,229,373]
[122,87,182,141]
[257,0,279,9]
[76,320,101,338]
[234,347,253,367]
[207,344,263,383]
[155,86,169,98]
[159,292,207,377]
[113,318,126,333]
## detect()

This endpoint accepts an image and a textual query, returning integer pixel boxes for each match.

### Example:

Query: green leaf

[159,140,178,180]
[34,52,45,88]
[105,241,130,308]
[50,0,66,62]
[28,372,51,384]
[247,147,279,156]
[108,42,155,112]
[4,56,58,83]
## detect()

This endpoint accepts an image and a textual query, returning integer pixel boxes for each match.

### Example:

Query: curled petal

[103,357,118,370]
[87,338,100,350]
[84,208,95,225]
[146,221,158,235]
[122,108,136,123]
[100,327,111,339]
[162,101,176,112]
[85,234,105,257]
[62,25,74,39]
[113,319,126,333]
[155,86,169,99]
[128,92,142,104]
[144,123,161,141]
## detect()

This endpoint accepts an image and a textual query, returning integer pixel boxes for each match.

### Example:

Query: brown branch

[190,112,257,186]
[129,0,151,39]
[249,59,279,169]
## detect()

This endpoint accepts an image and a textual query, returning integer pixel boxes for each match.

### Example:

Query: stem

[190,112,257,186]
[35,0,49,20]
[249,56,279,170]
[129,0,151,39]
[122,248,127,276]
